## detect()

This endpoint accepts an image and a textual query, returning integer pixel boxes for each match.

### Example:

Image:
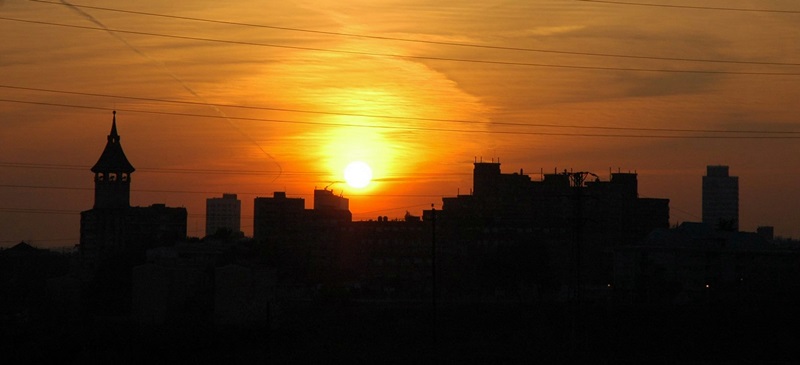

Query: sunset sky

[2,0,800,247]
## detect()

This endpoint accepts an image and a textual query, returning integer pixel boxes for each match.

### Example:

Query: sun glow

[254,46,490,199]
[344,161,373,189]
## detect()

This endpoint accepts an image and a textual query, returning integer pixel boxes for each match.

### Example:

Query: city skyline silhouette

[2,111,800,363]
[3,1,800,362]
[4,111,792,247]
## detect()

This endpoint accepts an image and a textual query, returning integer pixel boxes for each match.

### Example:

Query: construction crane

[568,171,600,188]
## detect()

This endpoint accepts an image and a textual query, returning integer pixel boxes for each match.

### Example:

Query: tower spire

[91,112,135,209]
[109,110,119,143]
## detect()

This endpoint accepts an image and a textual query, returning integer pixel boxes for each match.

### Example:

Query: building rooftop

[91,111,135,173]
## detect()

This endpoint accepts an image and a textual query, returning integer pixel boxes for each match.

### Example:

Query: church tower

[91,111,135,209]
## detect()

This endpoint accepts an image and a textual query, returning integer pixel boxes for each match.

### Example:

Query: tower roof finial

[110,111,119,139]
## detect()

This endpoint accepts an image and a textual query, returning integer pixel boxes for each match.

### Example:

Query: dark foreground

[3,301,799,364]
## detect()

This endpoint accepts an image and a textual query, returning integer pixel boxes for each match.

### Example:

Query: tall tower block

[206,193,242,237]
[473,161,501,197]
[702,165,739,231]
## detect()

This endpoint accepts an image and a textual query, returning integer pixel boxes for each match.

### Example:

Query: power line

[0,183,257,196]
[0,207,246,219]
[0,238,78,244]
[3,84,800,135]
[0,161,288,176]
[29,0,800,67]
[1,84,497,128]
[10,95,800,139]
[2,16,799,76]
[0,201,445,218]
[0,182,449,198]
[0,206,434,218]
[0,161,470,179]
[576,0,800,14]
[3,97,800,139]
[0,208,79,215]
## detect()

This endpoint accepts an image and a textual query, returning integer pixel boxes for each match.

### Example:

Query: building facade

[431,162,670,298]
[205,193,241,237]
[253,192,306,243]
[702,165,739,231]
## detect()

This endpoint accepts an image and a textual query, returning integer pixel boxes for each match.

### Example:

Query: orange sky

[2,0,800,247]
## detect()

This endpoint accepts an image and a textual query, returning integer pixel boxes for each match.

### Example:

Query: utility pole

[568,171,595,359]
[571,173,584,309]
[568,171,596,305]
[430,204,437,357]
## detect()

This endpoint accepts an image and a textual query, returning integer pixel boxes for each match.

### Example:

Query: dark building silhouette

[205,193,241,237]
[757,225,775,240]
[250,161,668,302]
[253,192,305,243]
[348,215,431,299]
[79,112,187,274]
[311,188,353,228]
[253,189,351,287]
[253,189,351,244]
[0,242,70,317]
[314,188,350,211]
[129,236,278,327]
[613,222,800,305]
[9,137,800,363]
[702,165,739,231]
[431,161,670,299]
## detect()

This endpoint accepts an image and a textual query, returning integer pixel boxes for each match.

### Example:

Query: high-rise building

[702,165,739,231]
[313,188,349,211]
[205,193,241,237]
[253,192,306,243]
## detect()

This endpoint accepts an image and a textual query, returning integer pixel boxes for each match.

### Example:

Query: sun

[344,161,373,189]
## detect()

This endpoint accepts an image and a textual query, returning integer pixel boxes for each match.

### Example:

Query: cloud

[519,25,587,37]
